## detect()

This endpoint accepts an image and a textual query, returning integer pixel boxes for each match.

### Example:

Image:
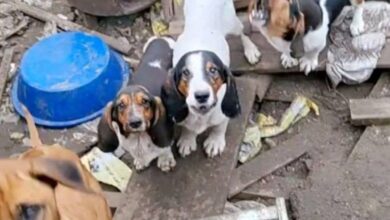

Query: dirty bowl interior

[12,32,129,128]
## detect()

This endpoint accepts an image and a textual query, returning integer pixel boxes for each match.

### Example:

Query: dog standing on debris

[162,0,256,158]
[97,36,177,172]
[248,0,368,74]
[0,105,111,220]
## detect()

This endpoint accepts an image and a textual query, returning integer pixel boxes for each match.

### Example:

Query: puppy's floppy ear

[161,68,188,123]
[295,12,305,35]
[30,158,88,191]
[148,96,174,148]
[97,101,120,153]
[152,96,164,127]
[221,66,241,118]
[103,101,115,130]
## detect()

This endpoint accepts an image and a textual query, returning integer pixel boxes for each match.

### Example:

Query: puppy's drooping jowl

[249,0,368,74]
[97,37,176,172]
[162,0,247,158]
[0,106,111,220]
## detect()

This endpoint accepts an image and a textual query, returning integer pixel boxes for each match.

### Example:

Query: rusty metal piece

[66,0,158,17]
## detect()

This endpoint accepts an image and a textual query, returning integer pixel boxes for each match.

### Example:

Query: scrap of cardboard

[81,147,132,192]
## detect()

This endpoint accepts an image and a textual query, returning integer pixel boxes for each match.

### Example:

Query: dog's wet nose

[129,118,142,129]
[194,91,210,104]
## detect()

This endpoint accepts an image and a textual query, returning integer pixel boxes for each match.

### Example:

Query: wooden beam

[228,140,308,198]
[350,98,390,126]
[9,0,131,54]
[0,48,14,104]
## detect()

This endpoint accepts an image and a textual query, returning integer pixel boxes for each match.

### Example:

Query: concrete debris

[22,0,53,10]
[10,132,24,141]
[41,20,57,37]
[72,132,97,143]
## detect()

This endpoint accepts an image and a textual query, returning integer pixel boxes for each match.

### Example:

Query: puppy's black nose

[129,119,142,129]
[195,91,210,104]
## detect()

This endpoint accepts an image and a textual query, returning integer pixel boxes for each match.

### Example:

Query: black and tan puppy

[97,36,176,172]
[249,0,370,74]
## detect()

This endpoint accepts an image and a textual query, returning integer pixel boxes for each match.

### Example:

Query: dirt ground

[1,1,390,219]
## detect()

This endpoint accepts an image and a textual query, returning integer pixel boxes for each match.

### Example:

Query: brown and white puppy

[0,105,111,220]
[97,37,176,172]
[162,51,240,158]
[249,0,367,74]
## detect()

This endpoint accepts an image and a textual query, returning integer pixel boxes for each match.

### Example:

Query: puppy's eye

[209,67,218,75]
[182,69,190,77]
[118,102,126,111]
[141,99,150,106]
[18,204,42,220]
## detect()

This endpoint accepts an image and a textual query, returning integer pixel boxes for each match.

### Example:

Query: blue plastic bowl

[12,32,130,128]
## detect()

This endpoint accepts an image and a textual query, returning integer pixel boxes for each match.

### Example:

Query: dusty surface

[1,1,390,220]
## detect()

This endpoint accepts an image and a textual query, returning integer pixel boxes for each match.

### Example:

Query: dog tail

[21,105,42,147]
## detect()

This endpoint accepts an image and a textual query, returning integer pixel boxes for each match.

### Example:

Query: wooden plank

[9,0,131,54]
[237,176,306,199]
[103,191,125,208]
[0,48,14,104]
[350,98,390,126]
[348,73,390,160]
[114,78,259,220]
[228,140,308,198]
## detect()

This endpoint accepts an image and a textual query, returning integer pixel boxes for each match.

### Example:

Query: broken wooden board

[228,139,308,198]
[114,77,258,220]
[0,48,14,104]
[350,98,390,126]
[348,73,390,160]
[236,176,306,199]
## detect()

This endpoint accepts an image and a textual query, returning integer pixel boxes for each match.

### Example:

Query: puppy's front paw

[134,159,149,171]
[299,56,318,75]
[244,44,261,65]
[242,36,261,64]
[350,18,365,36]
[157,151,176,172]
[177,135,197,157]
[281,53,298,68]
[204,133,226,158]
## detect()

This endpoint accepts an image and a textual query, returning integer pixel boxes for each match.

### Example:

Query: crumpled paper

[239,95,319,163]
[81,147,132,192]
[327,2,390,87]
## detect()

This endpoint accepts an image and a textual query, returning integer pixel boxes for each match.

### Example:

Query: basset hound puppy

[0,105,111,220]
[97,37,176,172]
[162,0,249,158]
[249,0,367,74]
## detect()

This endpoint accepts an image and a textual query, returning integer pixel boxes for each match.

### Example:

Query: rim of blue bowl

[11,51,130,128]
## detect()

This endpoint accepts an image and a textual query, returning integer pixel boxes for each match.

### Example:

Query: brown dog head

[249,0,305,40]
[0,105,112,220]
[104,85,165,137]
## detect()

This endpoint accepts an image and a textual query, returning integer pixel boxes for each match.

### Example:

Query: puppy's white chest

[118,133,154,160]
[180,108,227,134]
